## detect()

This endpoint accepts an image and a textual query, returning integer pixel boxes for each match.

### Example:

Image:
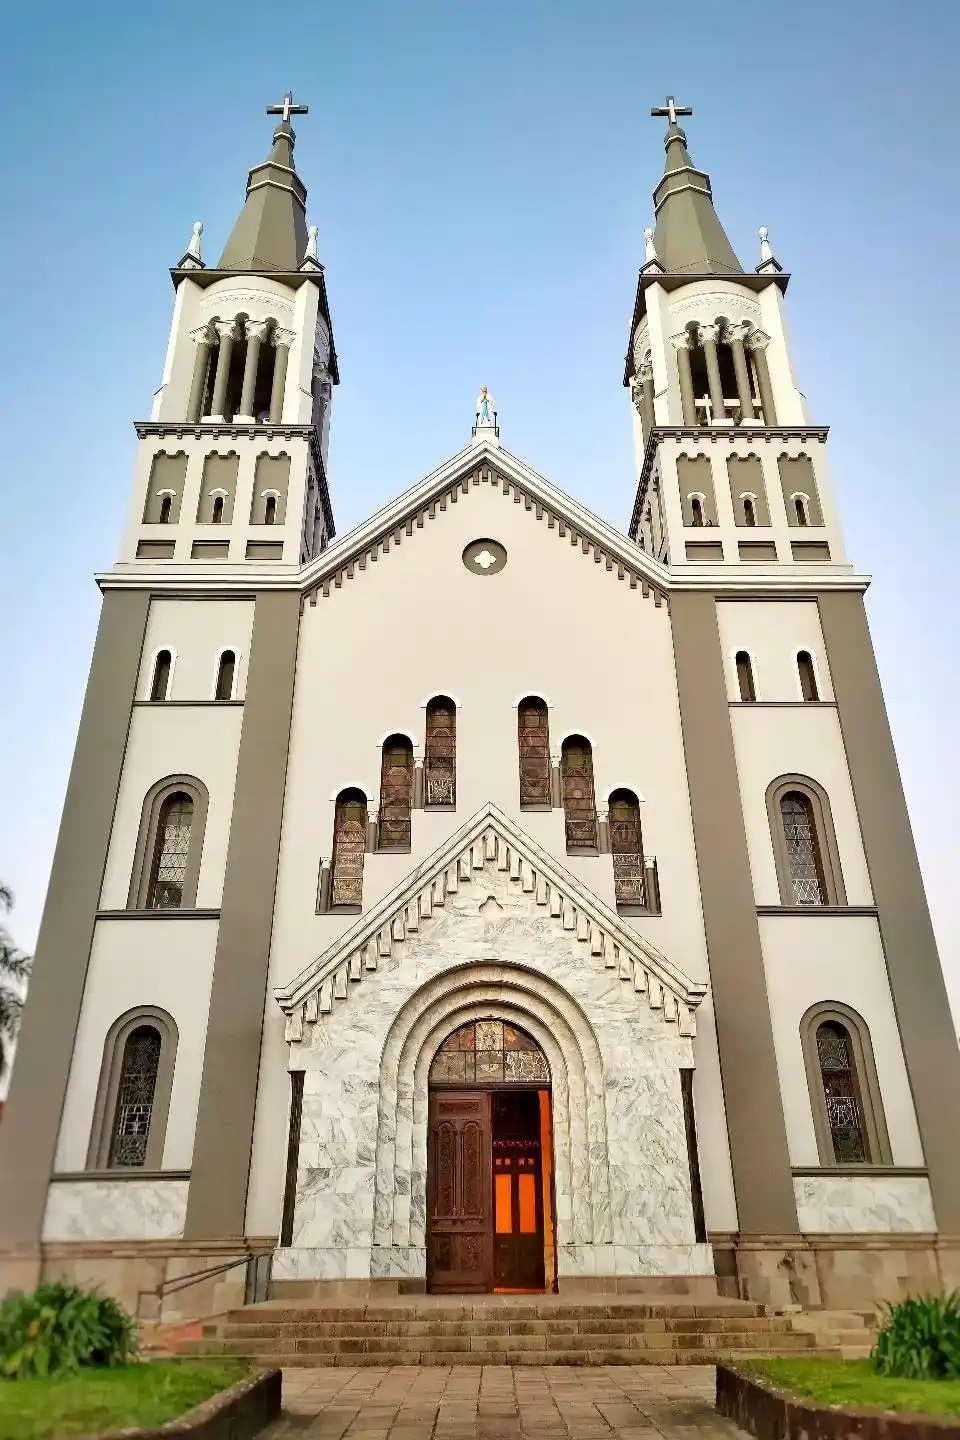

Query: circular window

[462,539,507,576]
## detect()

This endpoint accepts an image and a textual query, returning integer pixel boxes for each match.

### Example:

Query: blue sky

[1,0,958,1015]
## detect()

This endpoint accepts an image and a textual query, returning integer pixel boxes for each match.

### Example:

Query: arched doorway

[427,1018,555,1294]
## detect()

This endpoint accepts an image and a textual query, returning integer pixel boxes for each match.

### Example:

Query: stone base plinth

[712,1232,960,1310]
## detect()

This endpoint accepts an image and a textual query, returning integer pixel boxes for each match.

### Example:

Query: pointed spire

[648,97,743,277]
[219,92,310,272]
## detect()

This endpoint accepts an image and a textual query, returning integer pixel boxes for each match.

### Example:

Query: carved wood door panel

[426,1090,492,1293]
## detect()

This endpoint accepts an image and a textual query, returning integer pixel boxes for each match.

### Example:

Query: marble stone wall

[794,1175,936,1233]
[273,861,712,1283]
[42,1180,188,1242]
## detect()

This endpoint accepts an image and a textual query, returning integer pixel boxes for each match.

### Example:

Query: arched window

[742,495,756,528]
[561,736,598,852]
[129,776,209,911]
[378,735,413,850]
[767,774,846,907]
[146,792,194,909]
[212,494,224,524]
[264,495,277,526]
[108,1026,162,1167]
[430,1020,549,1085]
[690,495,704,528]
[331,788,367,907]
[215,650,236,701]
[797,650,819,702]
[518,697,551,809]
[735,651,756,703]
[87,1007,178,1170]
[800,1003,892,1166]
[159,494,172,525]
[424,697,456,807]
[609,788,644,907]
[794,494,809,527]
[150,650,172,702]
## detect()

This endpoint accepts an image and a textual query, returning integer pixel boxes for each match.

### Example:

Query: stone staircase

[178,1295,867,1366]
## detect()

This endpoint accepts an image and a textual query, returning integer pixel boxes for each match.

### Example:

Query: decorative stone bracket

[275,803,707,1041]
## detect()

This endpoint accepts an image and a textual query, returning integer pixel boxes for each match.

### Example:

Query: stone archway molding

[371,963,610,1278]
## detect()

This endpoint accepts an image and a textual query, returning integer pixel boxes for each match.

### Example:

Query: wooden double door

[427,1087,550,1293]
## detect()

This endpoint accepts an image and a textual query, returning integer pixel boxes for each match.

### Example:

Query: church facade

[2,95,959,1319]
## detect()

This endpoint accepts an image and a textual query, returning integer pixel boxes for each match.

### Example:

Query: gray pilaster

[730,333,756,422]
[210,324,235,420]
[183,591,301,1239]
[819,592,960,1232]
[187,339,212,424]
[239,322,266,420]
[674,340,696,425]
[670,591,799,1235]
[700,326,726,423]
[269,339,290,424]
[751,342,777,426]
[0,590,150,1251]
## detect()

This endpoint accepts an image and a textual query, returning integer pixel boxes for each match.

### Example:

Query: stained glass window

[817,1021,869,1163]
[609,789,645,906]
[430,1020,550,1085]
[146,793,193,909]
[425,698,456,807]
[331,789,366,907]
[109,1026,161,1167]
[780,792,825,905]
[378,736,413,850]
[561,736,598,851]
[518,698,551,808]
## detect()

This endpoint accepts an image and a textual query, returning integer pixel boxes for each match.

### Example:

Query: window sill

[53,1170,192,1182]
[520,804,553,814]
[376,847,412,855]
[791,1165,926,1178]
[565,847,600,858]
[97,908,221,920]
[729,700,836,708]
[617,905,662,917]
[326,904,362,915]
[757,905,877,917]
[134,699,245,707]
[423,805,456,814]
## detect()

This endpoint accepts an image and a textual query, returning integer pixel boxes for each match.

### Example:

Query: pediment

[274,803,707,1040]
[299,439,670,609]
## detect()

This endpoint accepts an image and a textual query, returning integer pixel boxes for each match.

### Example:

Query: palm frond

[0,881,12,914]
[0,984,24,1039]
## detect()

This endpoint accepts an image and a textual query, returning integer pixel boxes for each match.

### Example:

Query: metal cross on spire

[651,95,692,126]
[267,90,308,124]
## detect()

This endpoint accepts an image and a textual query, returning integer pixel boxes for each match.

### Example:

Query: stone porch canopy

[274,803,708,1043]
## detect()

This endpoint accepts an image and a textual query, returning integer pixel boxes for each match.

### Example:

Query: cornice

[629,424,831,539]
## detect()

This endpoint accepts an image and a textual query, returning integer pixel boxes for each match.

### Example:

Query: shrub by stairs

[176,1295,867,1367]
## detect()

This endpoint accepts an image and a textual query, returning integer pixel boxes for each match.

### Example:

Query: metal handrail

[137,1251,271,1320]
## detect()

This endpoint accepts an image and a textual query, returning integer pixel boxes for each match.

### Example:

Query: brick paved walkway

[268,1364,749,1439]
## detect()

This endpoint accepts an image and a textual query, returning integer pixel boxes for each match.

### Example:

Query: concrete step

[223,1299,768,1324]
[252,1344,842,1367]
[214,1314,797,1340]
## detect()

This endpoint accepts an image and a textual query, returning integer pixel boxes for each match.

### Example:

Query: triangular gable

[274,803,707,1039]
[298,439,670,608]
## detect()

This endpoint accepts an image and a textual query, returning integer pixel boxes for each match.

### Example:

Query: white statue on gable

[476,386,495,426]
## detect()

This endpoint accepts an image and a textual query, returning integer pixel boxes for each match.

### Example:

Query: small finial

[305,226,318,261]
[757,225,782,274]
[642,226,664,275]
[180,220,205,269]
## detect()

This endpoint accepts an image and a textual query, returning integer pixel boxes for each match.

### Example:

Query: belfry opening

[426,1019,555,1294]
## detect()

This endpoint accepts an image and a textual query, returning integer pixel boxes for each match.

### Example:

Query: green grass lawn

[0,1359,249,1440]
[742,1358,960,1416]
